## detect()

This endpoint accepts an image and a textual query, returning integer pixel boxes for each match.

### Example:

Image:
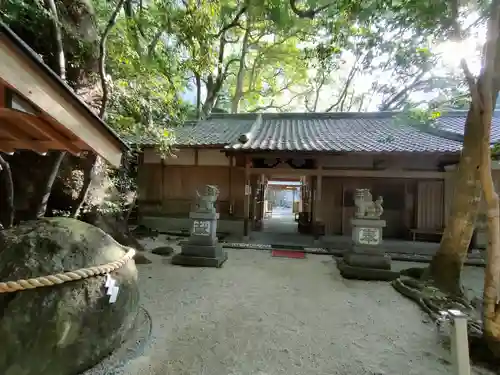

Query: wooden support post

[313,166,324,240]
[243,156,251,239]
[250,174,258,230]
[228,155,234,215]
[255,174,265,226]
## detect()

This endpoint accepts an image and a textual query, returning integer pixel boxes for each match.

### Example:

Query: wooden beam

[0,122,48,154]
[322,169,446,179]
[0,140,48,155]
[0,145,15,154]
[248,167,447,179]
[0,41,123,166]
[0,109,81,154]
[249,168,311,177]
[26,114,82,155]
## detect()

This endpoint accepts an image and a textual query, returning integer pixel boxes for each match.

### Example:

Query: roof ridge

[227,114,263,150]
[207,110,500,120]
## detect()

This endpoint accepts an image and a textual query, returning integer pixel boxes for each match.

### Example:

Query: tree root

[392,276,482,333]
[392,274,500,368]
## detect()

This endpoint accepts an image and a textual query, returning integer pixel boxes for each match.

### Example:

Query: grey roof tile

[231,112,467,153]
[172,117,255,146]
[139,111,500,153]
[431,110,500,143]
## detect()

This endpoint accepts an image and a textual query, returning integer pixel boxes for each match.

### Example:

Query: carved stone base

[344,253,391,270]
[337,259,399,281]
[181,243,223,258]
[171,252,228,268]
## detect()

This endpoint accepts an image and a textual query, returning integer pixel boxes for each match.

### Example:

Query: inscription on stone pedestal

[358,227,380,245]
[192,220,211,236]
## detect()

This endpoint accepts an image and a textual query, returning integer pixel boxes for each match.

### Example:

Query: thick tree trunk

[480,111,500,356]
[69,152,98,218]
[426,106,483,295]
[201,92,217,119]
[0,154,14,228]
[28,151,66,220]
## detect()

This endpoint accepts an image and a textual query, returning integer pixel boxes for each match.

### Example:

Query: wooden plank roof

[0,22,129,167]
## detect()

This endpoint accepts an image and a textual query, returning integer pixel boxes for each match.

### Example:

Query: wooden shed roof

[0,22,129,167]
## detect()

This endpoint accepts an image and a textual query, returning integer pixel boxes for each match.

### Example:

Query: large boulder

[0,217,140,375]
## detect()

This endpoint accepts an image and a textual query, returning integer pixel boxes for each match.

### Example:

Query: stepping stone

[151,246,175,256]
[133,251,153,264]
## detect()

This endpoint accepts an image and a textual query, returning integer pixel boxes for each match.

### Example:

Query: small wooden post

[448,309,470,375]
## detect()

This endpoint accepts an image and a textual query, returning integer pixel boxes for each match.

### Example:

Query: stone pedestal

[338,217,398,281]
[171,211,227,268]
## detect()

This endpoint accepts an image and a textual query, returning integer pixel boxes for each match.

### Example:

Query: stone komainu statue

[353,188,384,219]
[195,184,219,212]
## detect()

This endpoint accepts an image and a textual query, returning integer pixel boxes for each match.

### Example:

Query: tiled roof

[173,116,255,146]
[429,111,500,143]
[230,112,464,152]
[154,111,500,153]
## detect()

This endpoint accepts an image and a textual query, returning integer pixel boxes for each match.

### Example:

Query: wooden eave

[0,24,129,167]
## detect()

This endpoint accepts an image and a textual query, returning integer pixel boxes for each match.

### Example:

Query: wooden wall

[416,180,444,229]
[320,176,446,239]
[138,148,245,219]
[138,147,461,236]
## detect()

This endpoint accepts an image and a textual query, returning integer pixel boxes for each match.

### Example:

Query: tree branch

[289,0,335,19]
[379,70,429,111]
[99,0,126,119]
[325,58,360,112]
[249,93,302,112]
[216,5,247,37]
[147,30,164,58]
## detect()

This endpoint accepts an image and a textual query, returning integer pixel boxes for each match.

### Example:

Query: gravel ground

[108,235,493,375]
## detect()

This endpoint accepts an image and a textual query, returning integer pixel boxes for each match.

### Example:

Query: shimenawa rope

[0,248,136,293]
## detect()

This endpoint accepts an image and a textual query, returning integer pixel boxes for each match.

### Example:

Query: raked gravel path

[112,235,492,375]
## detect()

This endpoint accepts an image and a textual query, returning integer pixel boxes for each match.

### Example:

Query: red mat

[271,250,306,259]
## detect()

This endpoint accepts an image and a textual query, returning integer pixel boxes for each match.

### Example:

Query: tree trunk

[426,106,483,295]
[70,0,125,218]
[195,72,202,119]
[69,152,98,218]
[201,92,218,119]
[45,0,66,80]
[231,19,251,114]
[480,103,500,356]
[480,0,500,352]
[0,154,14,228]
[28,151,66,220]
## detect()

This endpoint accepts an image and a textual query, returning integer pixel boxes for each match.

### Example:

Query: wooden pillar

[228,155,234,215]
[313,165,324,239]
[160,157,166,213]
[243,156,251,239]
[255,174,265,226]
[250,174,258,229]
